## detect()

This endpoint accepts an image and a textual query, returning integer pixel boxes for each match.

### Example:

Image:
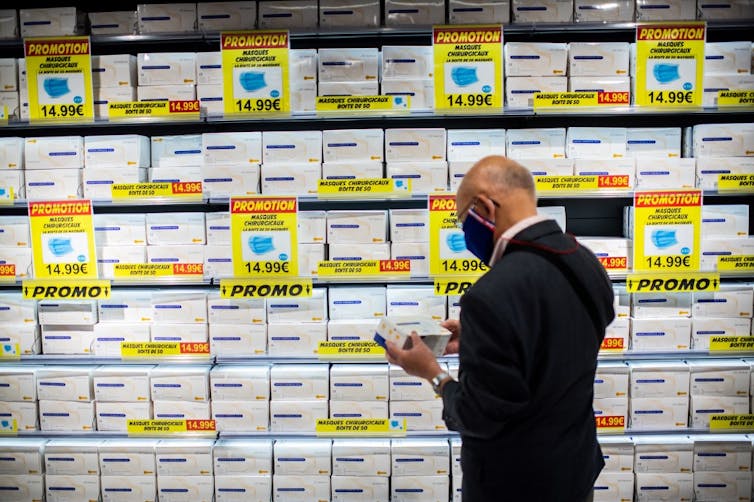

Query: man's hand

[385,332,443,381]
[441,318,461,355]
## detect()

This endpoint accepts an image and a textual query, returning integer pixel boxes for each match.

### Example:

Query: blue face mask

[462,207,496,265]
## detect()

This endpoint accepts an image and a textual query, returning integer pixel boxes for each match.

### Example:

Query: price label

[121,342,210,358]
[28,200,98,279]
[111,181,203,201]
[318,178,411,197]
[533,91,630,109]
[626,273,720,293]
[433,277,477,296]
[433,25,503,111]
[709,336,754,352]
[24,36,94,123]
[428,194,487,277]
[709,414,754,431]
[600,337,626,351]
[717,174,754,192]
[438,258,487,274]
[220,278,313,298]
[598,256,629,271]
[535,175,630,192]
[221,31,290,117]
[718,255,754,272]
[316,95,409,112]
[634,23,706,107]
[244,260,291,275]
[318,341,385,359]
[22,279,111,300]
[318,259,411,277]
[114,263,205,279]
[595,415,626,431]
[108,100,201,120]
[0,186,14,205]
[0,264,15,282]
[717,90,754,107]
[127,419,216,436]
[632,190,702,272]
[316,418,406,437]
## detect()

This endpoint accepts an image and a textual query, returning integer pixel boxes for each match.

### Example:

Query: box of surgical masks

[505,42,568,77]
[137,52,196,86]
[391,439,450,476]
[633,435,693,473]
[629,361,689,398]
[574,158,635,187]
[567,127,627,159]
[45,474,100,501]
[0,59,16,92]
[210,365,269,402]
[578,238,631,273]
[25,169,82,200]
[318,48,379,82]
[705,41,752,75]
[96,401,151,431]
[331,475,389,501]
[626,127,682,158]
[321,161,383,181]
[386,161,448,193]
[0,366,37,402]
[574,0,633,21]
[93,323,150,355]
[19,7,81,37]
[632,292,691,318]
[267,288,326,323]
[597,436,633,472]
[153,400,210,421]
[568,42,629,76]
[298,243,325,277]
[213,439,272,476]
[0,401,38,430]
[0,438,45,475]
[258,0,318,28]
[0,324,38,355]
[635,473,693,501]
[100,475,156,501]
[202,165,259,197]
[693,287,753,318]
[215,474,271,501]
[0,137,23,169]
[506,76,568,108]
[322,129,383,163]
[519,159,574,178]
[446,129,506,162]
[137,3,197,34]
[327,210,388,244]
[688,360,750,396]
[693,435,752,472]
[511,0,573,22]
[151,134,202,167]
[291,80,317,113]
[320,0,380,26]
[537,206,566,231]
[197,1,256,31]
[204,212,230,245]
[94,86,137,118]
[318,81,379,97]
[631,318,692,351]
[150,166,202,185]
[331,401,387,420]
[385,0,444,25]
[24,136,83,170]
[390,364,446,401]
[195,51,222,85]
[327,319,379,342]
[151,323,208,344]
[506,128,567,159]
[38,301,97,325]
[138,83,196,102]
[88,11,137,35]
[262,130,322,164]
[594,362,629,399]
[330,364,388,401]
[385,128,446,162]
[0,169,24,199]
[635,0,696,20]
[93,365,152,403]
[692,318,752,349]
[91,55,137,88]
[210,323,266,356]
[701,237,754,271]
[449,161,473,189]
[212,400,269,432]
[155,439,214,476]
[702,204,749,237]
[274,439,331,475]
[0,9,17,38]
[382,46,433,80]
[703,74,754,107]
[389,209,428,243]
[84,168,147,200]
[696,156,754,191]
[0,293,34,327]
[207,293,265,325]
[328,242,392,261]
[692,123,754,157]
[328,286,386,320]
[691,395,749,428]
[41,325,96,354]
[146,212,205,246]
[381,79,435,109]
[630,396,690,430]
[693,471,752,501]
[202,131,262,166]
[36,367,92,402]
[0,247,32,279]
[270,364,328,401]
[157,476,214,502]
[39,400,95,431]
[635,158,695,189]
[332,439,390,477]
[270,400,328,432]
[151,290,207,324]
[150,365,209,402]
[386,285,446,320]
[0,216,30,248]
[268,322,328,356]
[97,289,153,323]
[449,0,510,23]
[148,245,205,267]
[391,242,430,276]
[591,471,634,501]
[290,49,317,83]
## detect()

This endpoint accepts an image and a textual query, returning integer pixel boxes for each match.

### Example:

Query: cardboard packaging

[374,317,451,356]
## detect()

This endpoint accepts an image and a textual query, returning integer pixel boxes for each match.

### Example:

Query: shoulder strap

[507,245,604,342]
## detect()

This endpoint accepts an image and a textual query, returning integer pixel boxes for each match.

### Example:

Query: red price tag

[597,91,629,105]
[0,264,15,278]
[379,259,411,273]
[595,415,625,429]
[185,419,216,432]
[598,256,628,270]
[172,263,204,276]
[597,175,630,189]
[171,181,202,195]
[600,337,625,350]
[179,342,210,355]
[169,100,200,113]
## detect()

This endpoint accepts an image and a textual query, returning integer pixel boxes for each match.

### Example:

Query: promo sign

[221,31,290,116]
[219,278,313,298]
[316,418,406,437]
[626,272,719,293]
[111,181,203,201]
[535,175,630,192]
[717,90,754,107]
[28,200,97,279]
[632,190,702,272]
[127,419,216,436]
[230,196,298,277]
[24,36,94,122]
[717,174,754,192]
[634,23,706,107]
[433,25,503,111]
[317,178,411,197]
[533,91,630,109]
[316,95,409,112]
[428,194,487,276]
[108,100,200,120]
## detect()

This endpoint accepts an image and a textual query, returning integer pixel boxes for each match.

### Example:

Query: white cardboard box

[197,1,256,31]
[323,129,383,163]
[634,472,693,501]
[155,439,213,476]
[506,76,568,108]
[268,322,328,356]
[690,395,749,428]
[25,136,84,170]
[100,475,156,502]
[693,435,752,472]
[327,210,388,244]
[157,476,214,502]
[95,401,151,431]
[150,365,209,402]
[258,0,318,28]
[0,438,45,475]
[91,55,137,89]
[212,400,269,432]
[389,400,446,431]
[330,400,388,420]
[153,400,210,421]
[215,474,271,502]
[568,42,630,76]
[84,168,147,200]
[385,128,446,162]
[274,439,331,475]
[84,134,149,168]
[88,11,137,35]
[332,439,390,477]
[272,475,330,501]
[328,286,386,320]
[506,128,567,159]
[693,287,754,318]
[97,438,157,476]
[269,400,328,432]
[0,366,36,402]
[318,48,379,82]
[20,7,81,37]
[92,365,152,402]
[635,0,696,20]
[390,438,450,476]
[629,361,689,398]
[511,0,573,22]
[45,474,100,502]
[505,42,568,77]
[39,400,95,431]
[631,318,692,351]
[270,364,329,401]
[137,3,197,34]
[213,438,273,476]
[210,365,270,401]
[210,324,267,356]
[36,367,92,402]
[634,436,693,473]
[0,401,37,431]
[630,396,689,430]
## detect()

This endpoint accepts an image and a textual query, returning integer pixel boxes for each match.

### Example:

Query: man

[385,155,615,501]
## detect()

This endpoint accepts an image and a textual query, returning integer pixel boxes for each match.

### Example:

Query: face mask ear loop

[468,206,495,231]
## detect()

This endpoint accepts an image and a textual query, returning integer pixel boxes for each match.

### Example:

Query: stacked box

[210,365,269,432]
[270,364,328,432]
[93,365,153,432]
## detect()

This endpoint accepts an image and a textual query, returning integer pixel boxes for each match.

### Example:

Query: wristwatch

[431,372,451,396]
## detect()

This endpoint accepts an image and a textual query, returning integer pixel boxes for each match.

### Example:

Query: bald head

[457,155,538,238]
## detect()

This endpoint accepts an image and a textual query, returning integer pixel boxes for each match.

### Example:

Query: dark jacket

[441,219,615,501]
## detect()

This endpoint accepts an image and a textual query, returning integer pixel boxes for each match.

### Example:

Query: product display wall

[0,2,753,501]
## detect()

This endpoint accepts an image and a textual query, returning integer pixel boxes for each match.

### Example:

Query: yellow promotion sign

[718,255,754,272]
[717,174,754,192]
[533,91,630,109]
[114,263,204,279]
[317,259,410,277]
[634,22,706,107]
[433,25,503,111]
[22,279,111,300]
[28,200,98,279]
[221,30,290,116]
[317,341,385,358]
[121,342,210,358]
[24,36,94,122]
[626,273,719,293]
[316,418,406,437]
[111,181,203,201]
[709,336,754,352]
[709,414,754,431]
[127,419,216,436]
[433,276,478,296]
[230,196,298,277]
[535,175,630,192]
[315,95,409,112]
[428,194,488,277]
[318,178,411,198]
[108,100,200,120]
[717,90,754,107]
[219,278,313,298]
[632,190,702,272]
